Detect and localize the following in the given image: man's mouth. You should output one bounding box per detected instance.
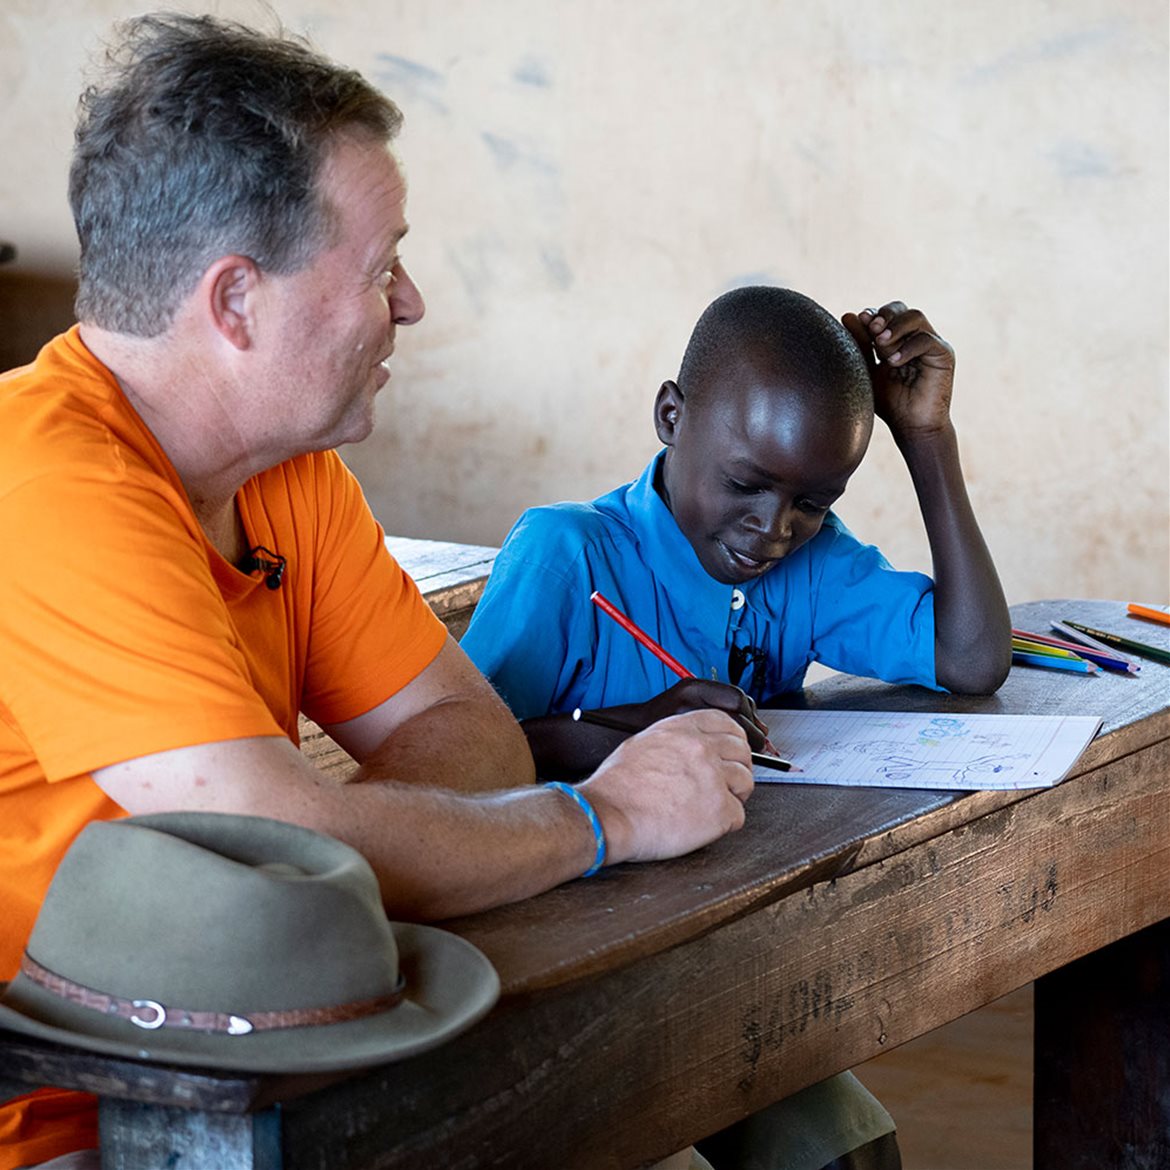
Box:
[374,347,394,384]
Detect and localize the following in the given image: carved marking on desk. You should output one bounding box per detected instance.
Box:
[967,805,1015,837]
[737,964,859,1092]
[737,1005,763,1091]
[875,997,893,1046]
[999,862,1059,925]
[847,849,942,911]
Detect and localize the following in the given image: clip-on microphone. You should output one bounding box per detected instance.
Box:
[239,545,286,590]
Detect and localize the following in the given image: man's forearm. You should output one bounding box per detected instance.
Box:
[310,779,597,919]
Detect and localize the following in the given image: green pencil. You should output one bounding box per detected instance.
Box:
[1062,620,1170,666]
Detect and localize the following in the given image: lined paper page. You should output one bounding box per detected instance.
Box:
[758,710,1103,790]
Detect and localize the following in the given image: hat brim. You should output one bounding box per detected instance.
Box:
[0,923,498,1074]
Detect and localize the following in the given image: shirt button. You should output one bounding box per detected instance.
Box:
[730,589,746,611]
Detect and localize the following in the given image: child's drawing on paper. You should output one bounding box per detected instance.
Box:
[826,738,1025,788]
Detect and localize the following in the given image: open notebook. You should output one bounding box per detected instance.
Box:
[757,709,1103,791]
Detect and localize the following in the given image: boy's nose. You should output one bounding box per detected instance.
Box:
[745,499,793,543]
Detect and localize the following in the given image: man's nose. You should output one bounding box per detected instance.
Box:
[391,264,425,326]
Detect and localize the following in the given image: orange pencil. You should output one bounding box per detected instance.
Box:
[1127,602,1170,628]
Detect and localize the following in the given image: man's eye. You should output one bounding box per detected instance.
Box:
[797,498,831,514]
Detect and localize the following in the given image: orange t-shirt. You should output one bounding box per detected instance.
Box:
[0,328,447,1167]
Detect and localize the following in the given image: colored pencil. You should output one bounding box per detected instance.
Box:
[1128,602,1170,628]
[1061,620,1170,667]
[1012,628,1139,674]
[1050,621,1140,670]
[590,591,694,679]
[1012,651,1099,674]
[1011,637,1084,661]
[572,707,798,772]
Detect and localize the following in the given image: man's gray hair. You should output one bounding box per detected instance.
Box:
[70,13,403,336]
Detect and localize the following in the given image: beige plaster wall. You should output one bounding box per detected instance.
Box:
[2,0,1167,606]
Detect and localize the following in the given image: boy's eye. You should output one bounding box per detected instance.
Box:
[725,478,763,495]
[797,498,832,515]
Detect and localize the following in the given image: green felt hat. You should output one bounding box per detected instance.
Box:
[0,812,499,1072]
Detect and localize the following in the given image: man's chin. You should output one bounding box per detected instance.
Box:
[320,408,378,451]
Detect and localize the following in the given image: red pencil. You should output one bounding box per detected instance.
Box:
[590,591,694,679]
[589,590,782,755]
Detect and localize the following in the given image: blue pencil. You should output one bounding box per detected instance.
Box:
[1012,650,1099,675]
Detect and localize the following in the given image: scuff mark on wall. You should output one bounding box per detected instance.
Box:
[480,131,559,176]
[371,53,449,114]
[1047,140,1116,179]
[960,23,1120,85]
[513,56,552,88]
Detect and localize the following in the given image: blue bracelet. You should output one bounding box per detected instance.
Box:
[543,781,607,878]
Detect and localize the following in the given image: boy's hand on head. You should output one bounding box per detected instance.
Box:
[580,710,754,865]
[842,302,956,443]
[639,679,769,751]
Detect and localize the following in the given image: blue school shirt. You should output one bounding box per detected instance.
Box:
[462,452,940,720]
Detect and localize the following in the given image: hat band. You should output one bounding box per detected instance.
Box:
[20,952,405,1037]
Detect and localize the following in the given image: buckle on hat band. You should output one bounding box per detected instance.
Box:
[129,999,166,1030]
[20,952,405,1036]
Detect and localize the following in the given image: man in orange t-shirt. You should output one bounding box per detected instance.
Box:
[0,15,756,1167]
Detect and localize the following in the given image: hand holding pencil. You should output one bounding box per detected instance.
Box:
[589,590,788,762]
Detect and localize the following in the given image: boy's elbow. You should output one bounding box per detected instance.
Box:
[936,648,1012,696]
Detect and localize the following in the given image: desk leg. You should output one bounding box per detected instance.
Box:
[1034,917,1170,1170]
[98,1099,281,1169]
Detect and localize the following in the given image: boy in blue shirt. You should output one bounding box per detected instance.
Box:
[462,286,1011,1169]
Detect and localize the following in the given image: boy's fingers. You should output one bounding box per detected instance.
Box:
[871,307,928,347]
[881,330,954,368]
[841,313,878,371]
[733,712,767,751]
[872,300,909,328]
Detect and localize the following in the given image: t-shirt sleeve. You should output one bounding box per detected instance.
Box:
[461,508,596,721]
[295,453,447,726]
[807,516,942,690]
[0,470,285,781]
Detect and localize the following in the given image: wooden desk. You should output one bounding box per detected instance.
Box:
[2,597,1167,1169]
[382,535,497,640]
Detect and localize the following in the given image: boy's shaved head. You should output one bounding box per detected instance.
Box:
[655,285,874,585]
[677,286,872,422]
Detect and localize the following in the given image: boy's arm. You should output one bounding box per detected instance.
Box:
[843,302,1011,695]
[523,679,769,781]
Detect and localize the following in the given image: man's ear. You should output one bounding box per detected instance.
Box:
[202,255,261,350]
[653,380,685,446]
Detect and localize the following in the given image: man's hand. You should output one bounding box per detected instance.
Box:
[580,709,754,865]
[843,302,955,442]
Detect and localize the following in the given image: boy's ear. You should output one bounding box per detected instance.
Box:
[653,380,685,445]
[201,255,262,350]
